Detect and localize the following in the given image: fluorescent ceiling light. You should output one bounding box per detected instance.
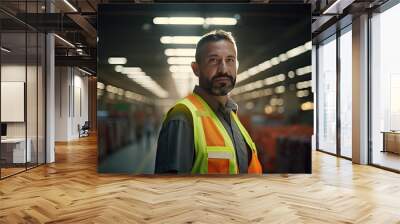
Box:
[1,47,11,53]
[304,41,312,50]
[301,101,314,111]
[63,0,78,12]
[121,67,142,74]
[237,41,312,84]
[270,57,280,66]
[288,71,295,78]
[279,53,288,62]
[169,65,193,73]
[108,57,127,65]
[115,67,168,98]
[258,61,272,71]
[127,73,147,79]
[115,65,124,72]
[296,80,312,89]
[106,85,116,93]
[286,46,307,58]
[54,34,75,48]
[154,17,237,26]
[160,36,201,45]
[165,48,196,57]
[154,17,204,25]
[233,63,313,96]
[167,57,195,65]
[296,65,312,76]
[117,89,124,96]
[297,90,310,98]
[205,18,237,25]
[274,86,286,94]
[97,82,105,90]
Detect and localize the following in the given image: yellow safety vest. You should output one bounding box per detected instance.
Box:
[165,93,262,174]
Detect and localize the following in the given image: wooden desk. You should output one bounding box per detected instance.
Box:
[1,138,31,163]
[382,131,400,154]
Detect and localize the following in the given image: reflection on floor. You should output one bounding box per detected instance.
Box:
[373,151,400,171]
[0,163,41,178]
[98,135,157,174]
[0,167,25,177]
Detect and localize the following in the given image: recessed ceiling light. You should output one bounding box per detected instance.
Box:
[108,57,127,65]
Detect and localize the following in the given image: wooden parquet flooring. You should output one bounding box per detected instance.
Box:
[1,135,400,223]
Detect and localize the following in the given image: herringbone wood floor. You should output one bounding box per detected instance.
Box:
[1,135,400,224]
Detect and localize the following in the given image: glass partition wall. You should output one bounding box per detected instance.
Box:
[339,26,352,159]
[316,25,353,159]
[0,1,46,179]
[317,35,337,155]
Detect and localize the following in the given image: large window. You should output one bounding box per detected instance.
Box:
[317,35,337,154]
[371,2,400,171]
[339,27,352,158]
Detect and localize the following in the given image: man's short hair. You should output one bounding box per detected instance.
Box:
[195,30,238,64]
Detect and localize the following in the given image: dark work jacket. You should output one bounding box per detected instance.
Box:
[155,85,251,174]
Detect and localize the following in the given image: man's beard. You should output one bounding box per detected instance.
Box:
[200,73,236,96]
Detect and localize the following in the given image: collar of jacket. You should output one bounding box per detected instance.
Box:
[192,85,239,116]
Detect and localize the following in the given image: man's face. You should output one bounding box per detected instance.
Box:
[192,40,238,96]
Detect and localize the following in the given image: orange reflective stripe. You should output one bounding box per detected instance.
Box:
[248,153,262,174]
[208,158,230,174]
[186,94,204,112]
[201,116,225,146]
[187,94,226,147]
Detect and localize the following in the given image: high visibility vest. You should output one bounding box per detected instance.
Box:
[165,93,262,174]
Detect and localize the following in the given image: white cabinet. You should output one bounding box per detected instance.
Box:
[1,138,32,163]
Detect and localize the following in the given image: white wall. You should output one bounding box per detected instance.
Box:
[1,65,31,137]
[55,67,89,141]
[55,66,69,141]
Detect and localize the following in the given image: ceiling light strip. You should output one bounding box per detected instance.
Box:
[237,41,311,83]
[1,47,11,53]
[54,34,75,48]
[153,17,237,26]
[115,66,168,98]
[232,65,311,96]
[63,0,78,12]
